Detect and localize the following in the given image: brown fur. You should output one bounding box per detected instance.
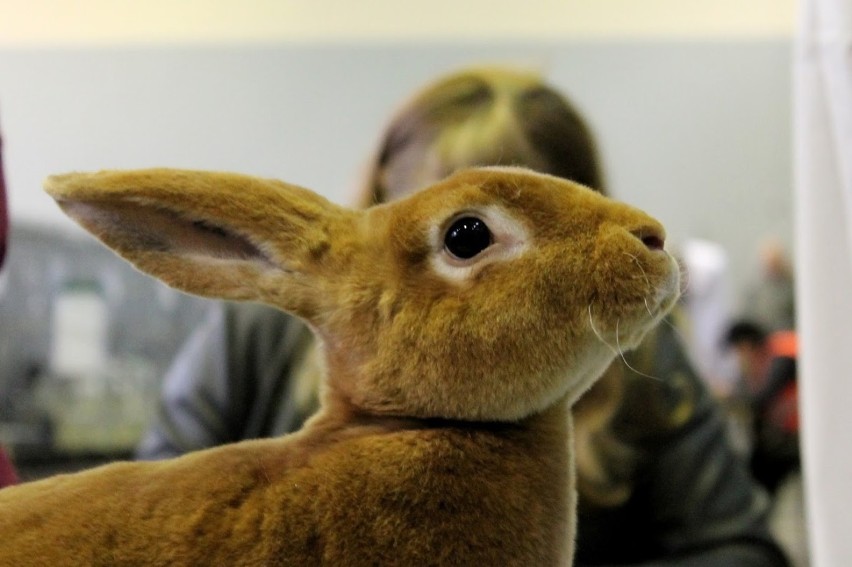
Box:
[0,167,679,566]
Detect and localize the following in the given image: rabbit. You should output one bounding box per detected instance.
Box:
[0,166,680,566]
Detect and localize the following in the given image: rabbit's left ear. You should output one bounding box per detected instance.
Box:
[45,169,356,319]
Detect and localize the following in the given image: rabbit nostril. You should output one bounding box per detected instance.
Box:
[641,234,665,251]
[629,227,665,251]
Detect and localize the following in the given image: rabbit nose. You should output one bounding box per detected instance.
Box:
[631,227,665,251]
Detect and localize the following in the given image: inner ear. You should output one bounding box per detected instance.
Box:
[61,199,271,263]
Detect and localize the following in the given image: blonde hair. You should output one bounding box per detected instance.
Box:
[310,65,704,507]
[357,66,606,205]
[304,66,696,508]
[354,66,640,507]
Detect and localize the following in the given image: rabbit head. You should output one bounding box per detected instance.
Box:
[46,166,679,424]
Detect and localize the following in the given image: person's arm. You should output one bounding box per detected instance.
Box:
[628,382,790,566]
[624,323,790,567]
[1,124,8,268]
[0,447,19,488]
[136,303,237,459]
[576,319,790,567]
[136,301,313,460]
[0,125,20,488]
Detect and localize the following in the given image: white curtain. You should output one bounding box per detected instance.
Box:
[795,0,852,564]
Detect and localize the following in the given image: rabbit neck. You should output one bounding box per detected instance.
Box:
[311,385,574,438]
[289,393,577,564]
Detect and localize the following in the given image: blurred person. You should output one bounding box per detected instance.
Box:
[0,123,7,267]
[725,320,799,494]
[678,238,739,397]
[725,319,803,566]
[0,123,21,489]
[138,67,789,566]
[742,239,796,333]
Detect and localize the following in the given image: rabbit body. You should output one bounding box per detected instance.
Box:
[0,404,572,566]
[0,167,679,566]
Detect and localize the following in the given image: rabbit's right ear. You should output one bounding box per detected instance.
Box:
[45,169,357,320]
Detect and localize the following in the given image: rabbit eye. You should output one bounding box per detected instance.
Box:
[444,216,492,259]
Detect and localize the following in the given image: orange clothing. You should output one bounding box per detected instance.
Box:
[768,330,797,358]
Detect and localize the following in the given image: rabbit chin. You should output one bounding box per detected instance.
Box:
[559,342,625,408]
[608,263,682,351]
[602,303,673,353]
[496,334,630,421]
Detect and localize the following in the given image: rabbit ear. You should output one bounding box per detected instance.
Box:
[45,169,356,319]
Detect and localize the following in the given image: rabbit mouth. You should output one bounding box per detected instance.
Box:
[588,254,681,352]
[622,261,681,345]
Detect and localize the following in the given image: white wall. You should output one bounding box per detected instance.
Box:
[0,2,796,298]
[795,1,852,565]
[0,40,793,307]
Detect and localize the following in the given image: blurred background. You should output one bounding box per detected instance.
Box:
[0,0,809,560]
[5,0,840,565]
[0,0,796,471]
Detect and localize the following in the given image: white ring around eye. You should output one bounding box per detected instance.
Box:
[429,205,531,283]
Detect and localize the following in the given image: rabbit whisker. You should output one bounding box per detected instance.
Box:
[615,319,663,383]
[588,303,619,357]
[588,305,661,382]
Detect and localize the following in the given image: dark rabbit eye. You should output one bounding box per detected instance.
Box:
[444,217,492,259]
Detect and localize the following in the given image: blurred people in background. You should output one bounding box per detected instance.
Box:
[138,66,789,565]
[725,319,803,566]
[678,238,739,397]
[0,123,21,489]
[742,238,796,333]
[725,320,799,494]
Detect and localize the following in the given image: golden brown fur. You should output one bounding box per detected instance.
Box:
[251,66,637,510]
[359,66,640,508]
[0,166,679,565]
